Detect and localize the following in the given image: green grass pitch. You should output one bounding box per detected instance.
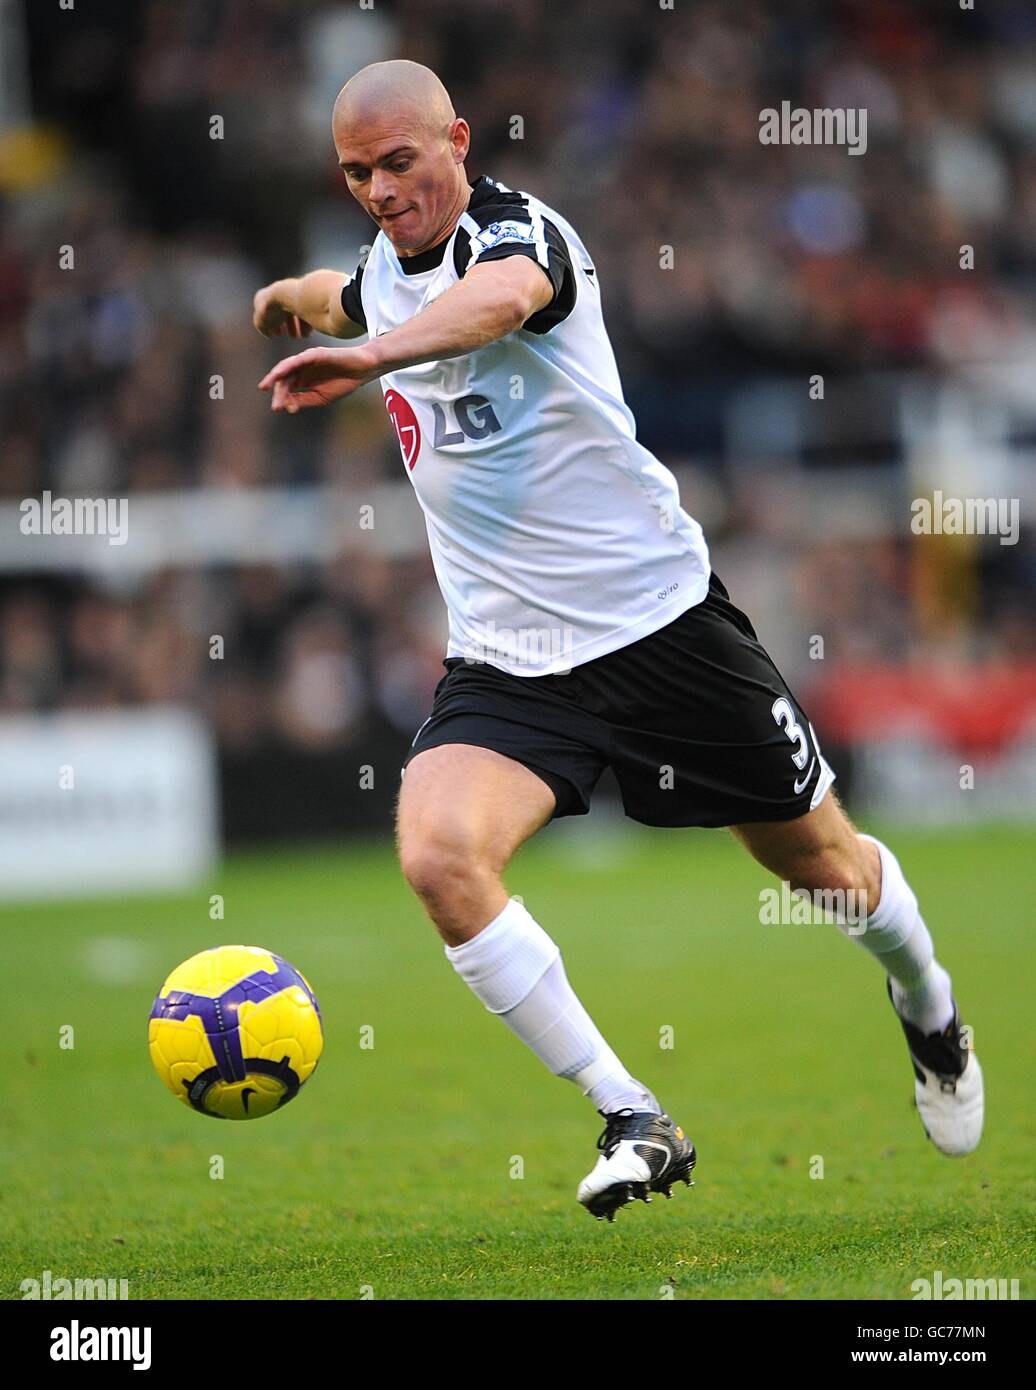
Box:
[1,821,1032,1300]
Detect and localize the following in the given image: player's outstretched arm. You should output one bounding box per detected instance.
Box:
[258,257,552,413]
[253,270,364,341]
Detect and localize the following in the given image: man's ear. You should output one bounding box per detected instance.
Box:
[450,117,471,164]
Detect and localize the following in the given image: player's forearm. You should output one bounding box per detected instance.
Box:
[364,270,533,374]
[274,271,354,337]
[256,259,552,409]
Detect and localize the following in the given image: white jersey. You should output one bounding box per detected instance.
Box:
[342,175,710,676]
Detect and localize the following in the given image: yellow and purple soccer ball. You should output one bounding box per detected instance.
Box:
[148,945,323,1120]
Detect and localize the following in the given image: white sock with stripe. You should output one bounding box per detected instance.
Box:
[444,898,661,1114]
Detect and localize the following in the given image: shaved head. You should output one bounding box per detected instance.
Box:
[332,62,471,257]
[333,60,456,141]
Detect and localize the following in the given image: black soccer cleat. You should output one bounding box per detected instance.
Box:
[886,979,983,1156]
[577,1108,697,1221]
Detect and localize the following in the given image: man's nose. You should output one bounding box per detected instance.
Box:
[370,170,397,207]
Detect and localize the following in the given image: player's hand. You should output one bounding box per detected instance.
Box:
[252,284,314,339]
[258,345,379,413]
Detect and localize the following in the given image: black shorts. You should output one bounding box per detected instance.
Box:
[403,573,835,828]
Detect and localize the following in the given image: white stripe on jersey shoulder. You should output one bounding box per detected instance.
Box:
[525,202,550,270]
[458,212,484,271]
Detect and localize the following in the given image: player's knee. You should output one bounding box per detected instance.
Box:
[398,831,487,913]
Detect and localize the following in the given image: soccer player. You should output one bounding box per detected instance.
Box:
[254,60,984,1220]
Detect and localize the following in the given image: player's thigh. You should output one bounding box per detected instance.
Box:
[396,742,556,874]
[730,789,866,889]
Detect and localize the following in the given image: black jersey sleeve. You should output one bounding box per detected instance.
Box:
[339,262,367,330]
[454,196,576,334]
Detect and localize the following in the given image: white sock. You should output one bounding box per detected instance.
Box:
[444,898,661,1114]
[853,835,954,1034]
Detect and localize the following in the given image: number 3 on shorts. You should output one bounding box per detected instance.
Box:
[771,696,809,770]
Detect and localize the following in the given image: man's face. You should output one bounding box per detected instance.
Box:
[334,116,469,255]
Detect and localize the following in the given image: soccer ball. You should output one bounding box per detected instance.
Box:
[148,945,323,1120]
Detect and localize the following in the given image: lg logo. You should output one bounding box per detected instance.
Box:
[432,394,501,447]
[384,389,421,470]
[385,390,503,470]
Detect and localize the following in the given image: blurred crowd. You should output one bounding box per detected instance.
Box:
[2,0,1035,756]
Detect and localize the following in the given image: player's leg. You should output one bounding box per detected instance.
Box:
[397,742,658,1106]
[731,789,983,1155]
[397,742,695,1218]
[730,790,949,1026]
[396,742,548,946]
